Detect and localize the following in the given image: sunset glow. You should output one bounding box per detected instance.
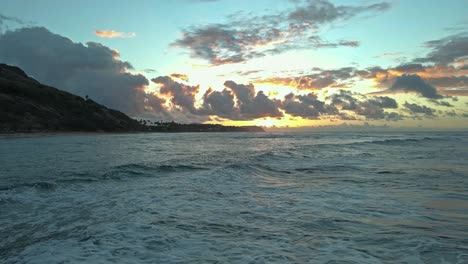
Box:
[0,0,467,129]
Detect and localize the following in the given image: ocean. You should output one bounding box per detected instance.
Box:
[0,132,467,263]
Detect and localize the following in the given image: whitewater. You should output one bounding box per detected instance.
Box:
[1,132,467,263]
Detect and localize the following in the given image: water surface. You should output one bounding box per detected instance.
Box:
[1,132,467,263]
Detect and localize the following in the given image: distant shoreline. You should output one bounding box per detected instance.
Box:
[0,128,266,137]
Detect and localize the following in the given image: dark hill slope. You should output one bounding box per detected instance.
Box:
[0,64,145,133]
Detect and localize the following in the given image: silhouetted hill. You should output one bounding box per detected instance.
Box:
[0,64,264,133]
[0,63,145,133]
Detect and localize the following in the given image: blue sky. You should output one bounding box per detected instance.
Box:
[1,0,467,128]
[2,0,465,71]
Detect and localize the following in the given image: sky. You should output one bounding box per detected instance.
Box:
[0,0,467,129]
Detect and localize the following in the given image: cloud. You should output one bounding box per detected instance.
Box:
[95,30,136,38]
[403,102,435,117]
[255,67,357,90]
[150,77,282,120]
[415,33,468,65]
[354,100,399,120]
[169,73,190,82]
[383,53,401,57]
[444,110,457,117]
[327,90,401,121]
[368,96,398,109]
[1,25,455,124]
[152,76,200,114]
[282,92,338,119]
[224,81,283,119]
[0,13,32,32]
[382,74,443,99]
[312,39,360,48]
[427,76,468,89]
[357,61,468,97]
[200,88,239,119]
[328,90,360,110]
[393,63,425,73]
[0,27,163,116]
[172,0,391,65]
[287,0,390,23]
[428,99,454,107]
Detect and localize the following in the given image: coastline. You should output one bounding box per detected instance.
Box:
[0,128,266,138]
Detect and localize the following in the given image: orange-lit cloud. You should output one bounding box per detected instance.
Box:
[254,67,357,90]
[361,64,468,97]
[170,73,190,82]
[95,30,136,38]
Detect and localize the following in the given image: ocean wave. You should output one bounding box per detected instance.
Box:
[295,165,365,174]
[365,137,433,145]
[0,181,57,191]
[0,163,210,191]
[115,163,208,173]
[296,136,453,149]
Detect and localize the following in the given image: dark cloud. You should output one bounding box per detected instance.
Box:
[288,0,390,23]
[427,76,468,88]
[282,92,337,119]
[403,102,435,116]
[173,26,245,65]
[328,90,360,110]
[393,63,425,73]
[415,33,468,65]
[357,61,467,97]
[152,76,199,114]
[383,112,402,121]
[428,99,454,107]
[368,96,398,109]
[297,75,335,89]
[355,96,400,121]
[256,67,357,90]
[149,77,282,120]
[445,110,457,117]
[327,90,400,121]
[388,74,443,99]
[173,0,390,64]
[354,101,389,120]
[199,88,239,119]
[224,81,283,119]
[0,27,166,116]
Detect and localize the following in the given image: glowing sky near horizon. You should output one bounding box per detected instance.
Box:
[0,0,467,128]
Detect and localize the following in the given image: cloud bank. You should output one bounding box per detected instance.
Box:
[1,26,465,124]
[0,27,161,116]
[172,0,391,65]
